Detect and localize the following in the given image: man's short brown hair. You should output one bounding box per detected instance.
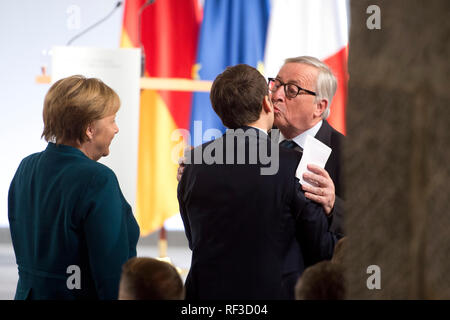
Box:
[210,64,268,129]
[42,75,120,144]
[119,257,185,300]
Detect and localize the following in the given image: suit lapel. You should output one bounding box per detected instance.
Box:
[314,120,332,147]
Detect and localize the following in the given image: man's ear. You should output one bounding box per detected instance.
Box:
[314,98,328,118]
[262,95,273,114]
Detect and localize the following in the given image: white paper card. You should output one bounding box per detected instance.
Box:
[296,135,332,186]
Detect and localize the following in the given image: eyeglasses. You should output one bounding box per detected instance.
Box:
[268,78,316,98]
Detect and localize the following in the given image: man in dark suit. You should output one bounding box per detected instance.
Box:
[268,56,345,296]
[270,56,344,237]
[178,64,337,300]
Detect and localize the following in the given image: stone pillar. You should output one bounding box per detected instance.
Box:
[345,0,450,299]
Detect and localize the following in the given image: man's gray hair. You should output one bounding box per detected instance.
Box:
[284,56,337,120]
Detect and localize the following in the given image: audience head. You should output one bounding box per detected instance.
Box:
[331,236,347,265]
[119,257,185,300]
[210,64,271,129]
[295,260,345,300]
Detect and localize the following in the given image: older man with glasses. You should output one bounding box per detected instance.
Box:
[269,56,343,230]
[269,56,344,298]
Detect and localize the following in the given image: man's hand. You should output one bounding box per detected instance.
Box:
[177,157,186,182]
[302,164,335,216]
[177,146,193,182]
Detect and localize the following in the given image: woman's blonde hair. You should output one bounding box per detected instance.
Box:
[42,75,120,144]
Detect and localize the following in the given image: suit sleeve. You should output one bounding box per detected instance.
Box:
[178,166,193,250]
[291,178,337,266]
[329,195,344,238]
[81,168,134,300]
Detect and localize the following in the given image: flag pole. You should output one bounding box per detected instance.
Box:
[158,226,168,258]
[157,225,186,277]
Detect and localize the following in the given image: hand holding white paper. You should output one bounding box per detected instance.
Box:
[296,135,332,186]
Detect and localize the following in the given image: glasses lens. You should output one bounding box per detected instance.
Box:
[285,84,299,98]
[268,79,276,91]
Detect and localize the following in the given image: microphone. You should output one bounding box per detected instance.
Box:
[138,0,156,77]
[67,1,123,46]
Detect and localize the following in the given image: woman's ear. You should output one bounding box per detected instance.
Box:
[85,123,95,141]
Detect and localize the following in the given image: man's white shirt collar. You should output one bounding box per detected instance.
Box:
[249,126,268,136]
[279,120,323,149]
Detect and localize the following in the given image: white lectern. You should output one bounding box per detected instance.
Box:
[51,46,141,214]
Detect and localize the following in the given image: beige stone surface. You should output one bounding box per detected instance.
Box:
[345,0,450,299]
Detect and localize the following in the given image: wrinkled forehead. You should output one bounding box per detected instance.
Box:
[277,62,318,87]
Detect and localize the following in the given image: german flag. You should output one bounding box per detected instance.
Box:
[121,0,202,236]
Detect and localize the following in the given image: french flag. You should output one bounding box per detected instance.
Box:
[264,0,349,135]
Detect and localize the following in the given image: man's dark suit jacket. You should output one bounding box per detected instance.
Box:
[274,120,344,298]
[314,120,344,236]
[178,127,336,300]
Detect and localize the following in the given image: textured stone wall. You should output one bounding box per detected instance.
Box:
[345,0,450,299]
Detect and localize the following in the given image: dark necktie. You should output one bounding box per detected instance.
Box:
[280,139,303,153]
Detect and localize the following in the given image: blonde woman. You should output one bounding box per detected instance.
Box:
[8,75,139,300]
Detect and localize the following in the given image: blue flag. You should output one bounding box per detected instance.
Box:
[190,0,271,146]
